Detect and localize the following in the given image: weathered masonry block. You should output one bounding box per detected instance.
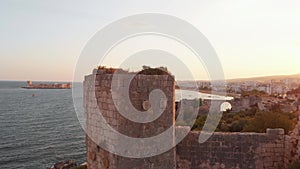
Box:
[84,68,300,169]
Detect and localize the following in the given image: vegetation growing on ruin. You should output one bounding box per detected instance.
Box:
[287,86,300,94]
[138,66,170,75]
[288,161,300,169]
[191,108,295,133]
[97,66,118,74]
[241,89,268,97]
[97,65,171,75]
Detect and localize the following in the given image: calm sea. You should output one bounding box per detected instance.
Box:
[0,81,86,169]
[0,81,232,169]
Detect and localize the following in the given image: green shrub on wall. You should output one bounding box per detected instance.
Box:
[191,110,295,133]
[243,111,294,133]
[288,161,300,169]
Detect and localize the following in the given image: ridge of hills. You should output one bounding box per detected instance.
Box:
[226,73,300,82]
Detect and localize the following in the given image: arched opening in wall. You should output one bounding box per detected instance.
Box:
[220,102,232,112]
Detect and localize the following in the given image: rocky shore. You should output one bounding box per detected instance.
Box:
[46,160,87,169]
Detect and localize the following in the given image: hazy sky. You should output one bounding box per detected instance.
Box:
[1,0,300,81]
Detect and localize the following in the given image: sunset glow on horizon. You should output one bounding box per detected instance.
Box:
[1,0,300,82]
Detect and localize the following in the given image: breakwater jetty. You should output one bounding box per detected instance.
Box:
[22,80,71,89]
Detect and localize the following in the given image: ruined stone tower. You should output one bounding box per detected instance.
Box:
[84,68,176,169]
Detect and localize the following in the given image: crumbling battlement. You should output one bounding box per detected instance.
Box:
[84,68,300,169]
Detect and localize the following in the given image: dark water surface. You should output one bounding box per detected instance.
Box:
[0,81,86,169]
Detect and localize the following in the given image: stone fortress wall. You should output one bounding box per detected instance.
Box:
[84,69,300,169]
[176,128,285,169]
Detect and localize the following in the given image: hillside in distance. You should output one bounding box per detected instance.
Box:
[227,73,300,82]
